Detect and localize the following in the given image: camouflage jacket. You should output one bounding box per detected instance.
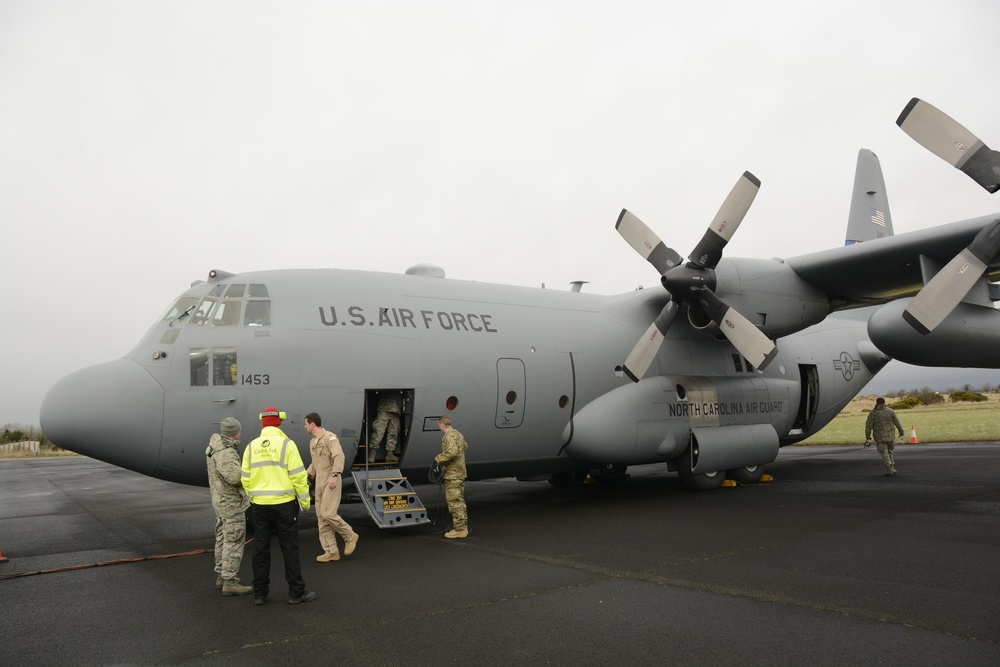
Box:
[376,393,403,415]
[436,429,468,480]
[206,433,250,517]
[865,405,904,442]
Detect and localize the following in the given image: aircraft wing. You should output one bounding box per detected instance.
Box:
[785,215,1000,306]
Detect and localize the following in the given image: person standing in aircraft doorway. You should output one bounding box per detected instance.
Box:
[368,391,403,463]
[305,412,359,563]
[435,415,469,539]
[864,397,904,476]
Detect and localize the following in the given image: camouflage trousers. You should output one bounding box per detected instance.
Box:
[876,441,896,471]
[370,412,400,453]
[214,513,247,580]
[445,479,467,531]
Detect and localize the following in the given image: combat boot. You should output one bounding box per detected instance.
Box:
[444,528,469,539]
[222,578,253,596]
[368,448,377,463]
[386,452,399,463]
[316,552,340,562]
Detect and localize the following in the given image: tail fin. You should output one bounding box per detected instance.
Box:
[845,149,893,245]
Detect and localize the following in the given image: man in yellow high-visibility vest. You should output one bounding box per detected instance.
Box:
[241,407,315,605]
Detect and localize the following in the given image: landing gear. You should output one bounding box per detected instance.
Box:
[676,445,726,491]
[547,470,589,487]
[727,464,765,485]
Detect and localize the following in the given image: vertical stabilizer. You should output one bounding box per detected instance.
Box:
[845,149,893,245]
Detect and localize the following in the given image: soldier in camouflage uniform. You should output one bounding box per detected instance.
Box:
[435,416,469,538]
[864,397,904,476]
[368,391,403,463]
[206,417,253,595]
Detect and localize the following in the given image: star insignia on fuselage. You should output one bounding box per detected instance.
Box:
[833,351,861,381]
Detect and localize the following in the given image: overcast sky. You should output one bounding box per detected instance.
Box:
[3,1,999,427]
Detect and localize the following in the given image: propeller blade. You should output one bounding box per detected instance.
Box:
[897,98,1000,194]
[623,301,681,382]
[688,171,761,268]
[695,289,777,371]
[616,209,683,275]
[903,218,1000,334]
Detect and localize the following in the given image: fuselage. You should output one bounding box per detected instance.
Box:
[40,266,886,486]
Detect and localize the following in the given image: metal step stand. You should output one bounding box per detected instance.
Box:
[352,466,431,528]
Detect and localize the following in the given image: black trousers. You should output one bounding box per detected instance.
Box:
[250,500,305,598]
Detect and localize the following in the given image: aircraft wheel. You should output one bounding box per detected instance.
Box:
[548,471,589,487]
[727,464,765,485]
[676,447,725,491]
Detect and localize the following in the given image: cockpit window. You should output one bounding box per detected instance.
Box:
[190,298,217,326]
[161,297,200,323]
[210,300,243,327]
[244,300,271,326]
[162,283,270,328]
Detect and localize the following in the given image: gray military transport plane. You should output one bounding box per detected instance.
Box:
[41,99,1000,526]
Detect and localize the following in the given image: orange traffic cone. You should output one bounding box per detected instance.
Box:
[0,542,8,563]
[910,425,919,444]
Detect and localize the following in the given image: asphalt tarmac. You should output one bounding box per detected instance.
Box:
[1,443,999,666]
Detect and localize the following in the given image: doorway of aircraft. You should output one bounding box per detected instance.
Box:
[355,388,414,467]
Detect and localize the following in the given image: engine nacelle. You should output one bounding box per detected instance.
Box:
[868,299,1000,367]
[714,258,831,338]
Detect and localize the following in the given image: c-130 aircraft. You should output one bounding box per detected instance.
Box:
[41,99,1000,519]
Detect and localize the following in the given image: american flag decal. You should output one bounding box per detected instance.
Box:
[870,207,885,228]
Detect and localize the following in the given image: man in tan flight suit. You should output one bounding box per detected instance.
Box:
[305,412,359,562]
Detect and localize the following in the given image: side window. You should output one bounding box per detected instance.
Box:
[244,301,271,326]
[211,301,243,327]
[190,348,210,387]
[213,348,238,386]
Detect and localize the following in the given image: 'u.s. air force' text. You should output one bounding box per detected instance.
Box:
[669,400,784,417]
[318,306,498,333]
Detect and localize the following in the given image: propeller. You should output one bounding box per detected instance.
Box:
[617,171,777,382]
[896,98,1000,194]
[896,98,1000,334]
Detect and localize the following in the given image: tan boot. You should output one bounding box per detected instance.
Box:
[316,552,341,563]
[344,533,359,556]
[368,448,377,463]
[215,576,224,590]
[386,452,399,463]
[444,528,469,539]
[222,578,253,596]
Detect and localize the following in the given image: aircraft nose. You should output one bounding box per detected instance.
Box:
[40,358,164,477]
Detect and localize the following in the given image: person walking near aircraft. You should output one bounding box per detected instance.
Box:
[865,397,905,476]
[206,417,253,596]
[435,416,469,538]
[368,391,402,463]
[305,412,359,563]
[241,407,315,605]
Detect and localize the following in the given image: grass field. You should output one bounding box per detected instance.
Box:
[799,393,1000,445]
